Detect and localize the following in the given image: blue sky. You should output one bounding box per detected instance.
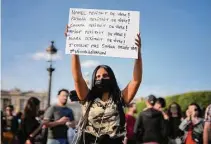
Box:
[1,0,211,104]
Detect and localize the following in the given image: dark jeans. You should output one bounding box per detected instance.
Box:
[82,132,123,144]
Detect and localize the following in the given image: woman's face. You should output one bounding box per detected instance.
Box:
[188,105,199,117]
[6,107,13,116]
[95,67,110,80]
[170,104,178,114]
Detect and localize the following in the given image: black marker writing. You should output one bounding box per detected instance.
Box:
[72,10,87,15]
[108,32,113,36]
[69,43,89,48]
[113,38,124,44]
[118,18,128,23]
[102,44,115,49]
[69,29,82,34]
[118,45,129,50]
[89,11,108,15]
[89,23,106,28]
[107,39,112,42]
[71,24,85,27]
[114,32,123,37]
[115,25,126,30]
[70,49,106,55]
[89,17,109,22]
[110,12,115,16]
[85,36,103,41]
[91,44,99,48]
[110,19,116,22]
[71,16,86,21]
[85,30,104,35]
[68,37,81,40]
[118,12,127,16]
[131,46,137,51]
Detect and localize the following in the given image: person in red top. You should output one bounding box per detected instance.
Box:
[124,103,137,144]
[179,103,204,144]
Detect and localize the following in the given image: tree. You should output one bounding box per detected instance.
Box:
[136,91,211,113]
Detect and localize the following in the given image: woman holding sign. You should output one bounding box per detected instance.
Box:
[65,25,142,144]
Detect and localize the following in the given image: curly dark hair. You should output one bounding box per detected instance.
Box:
[167,102,182,118]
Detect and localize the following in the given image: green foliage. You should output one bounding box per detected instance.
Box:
[136,91,211,113]
[136,101,146,113]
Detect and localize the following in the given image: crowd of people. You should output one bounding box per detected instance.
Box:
[125,95,211,144]
[1,26,210,144]
[1,91,211,144]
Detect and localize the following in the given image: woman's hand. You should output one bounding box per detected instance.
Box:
[64,24,69,37]
[186,109,191,120]
[162,112,169,120]
[135,33,141,53]
[25,140,32,144]
[123,137,128,144]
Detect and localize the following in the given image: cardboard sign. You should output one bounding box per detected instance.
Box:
[66,8,140,59]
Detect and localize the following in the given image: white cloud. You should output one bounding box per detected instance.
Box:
[31,51,62,61]
[81,60,100,68]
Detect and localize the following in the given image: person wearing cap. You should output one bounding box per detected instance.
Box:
[143,95,157,111]
[133,95,168,144]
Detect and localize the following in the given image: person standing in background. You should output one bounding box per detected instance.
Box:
[203,104,211,144]
[43,89,75,144]
[134,95,168,144]
[1,110,6,143]
[3,105,19,144]
[21,97,46,144]
[124,103,137,144]
[179,103,204,144]
[167,102,184,144]
[154,97,169,144]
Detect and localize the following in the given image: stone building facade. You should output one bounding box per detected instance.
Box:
[1,88,48,112]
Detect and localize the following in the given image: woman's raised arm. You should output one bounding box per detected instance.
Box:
[122,33,142,104]
[65,25,89,100]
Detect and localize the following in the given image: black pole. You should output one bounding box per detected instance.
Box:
[46,41,57,108]
[47,64,55,107]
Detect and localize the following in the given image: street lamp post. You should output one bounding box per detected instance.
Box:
[46,41,57,107]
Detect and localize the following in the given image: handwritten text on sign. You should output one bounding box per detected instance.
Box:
[65,8,140,59]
